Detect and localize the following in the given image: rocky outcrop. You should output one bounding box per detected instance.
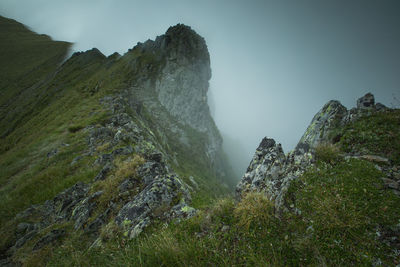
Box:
[237,93,392,209]
[124,24,226,175]
[115,173,193,239]
[357,92,375,109]
[236,137,312,209]
[295,100,348,153]
[9,152,195,257]
[296,93,389,153]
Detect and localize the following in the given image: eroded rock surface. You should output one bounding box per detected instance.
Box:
[236,137,312,209]
[116,173,194,239]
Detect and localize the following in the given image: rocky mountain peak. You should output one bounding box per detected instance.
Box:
[257,137,277,151]
[162,24,210,64]
[132,24,221,167]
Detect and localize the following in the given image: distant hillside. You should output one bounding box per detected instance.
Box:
[0,16,71,139]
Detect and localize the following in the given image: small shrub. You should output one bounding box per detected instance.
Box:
[315,143,341,164]
[114,155,145,179]
[234,192,276,232]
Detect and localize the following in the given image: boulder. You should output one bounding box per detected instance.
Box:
[357,92,375,109]
[115,173,194,239]
[236,137,313,209]
[296,100,347,152]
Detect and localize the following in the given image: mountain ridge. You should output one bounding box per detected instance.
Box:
[0,16,233,265]
[1,15,399,266]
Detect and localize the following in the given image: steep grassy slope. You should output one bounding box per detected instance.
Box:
[0,16,71,139]
[0,16,70,90]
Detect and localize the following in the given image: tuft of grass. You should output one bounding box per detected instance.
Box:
[234,192,275,232]
[91,155,145,211]
[315,143,341,164]
[114,155,145,179]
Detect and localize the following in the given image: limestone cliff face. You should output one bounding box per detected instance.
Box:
[154,25,221,161]
[236,93,389,209]
[124,24,225,175]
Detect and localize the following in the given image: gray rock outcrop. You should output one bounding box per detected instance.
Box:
[115,173,194,239]
[237,93,390,209]
[295,100,348,152]
[357,92,375,109]
[124,24,226,176]
[236,137,312,209]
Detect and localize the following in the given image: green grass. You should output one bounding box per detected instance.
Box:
[22,157,396,266]
[338,109,400,164]
[315,143,341,164]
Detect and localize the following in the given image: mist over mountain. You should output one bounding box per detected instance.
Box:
[1,0,399,176]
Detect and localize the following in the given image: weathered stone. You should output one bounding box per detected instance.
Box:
[118,179,135,193]
[53,182,90,218]
[47,149,58,158]
[72,200,91,230]
[221,225,230,232]
[236,137,313,209]
[14,230,37,248]
[71,155,83,166]
[392,172,400,180]
[169,202,197,220]
[115,173,193,239]
[360,155,390,164]
[94,154,113,165]
[94,163,112,181]
[147,152,163,162]
[88,127,113,146]
[32,229,65,251]
[381,178,399,190]
[137,161,167,185]
[112,146,133,156]
[15,223,34,236]
[5,23,226,260]
[357,92,375,109]
[237,93,393,213]
[375,102,387,111]
[296,100,348,152]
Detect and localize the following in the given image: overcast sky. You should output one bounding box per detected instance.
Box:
[1,0,400,177]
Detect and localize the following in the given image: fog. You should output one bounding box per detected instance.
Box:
[1,0,400,178]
